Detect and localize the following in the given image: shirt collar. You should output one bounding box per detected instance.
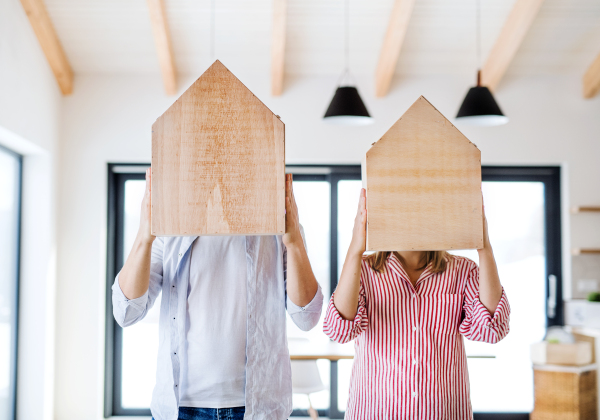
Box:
[386,252,436,287]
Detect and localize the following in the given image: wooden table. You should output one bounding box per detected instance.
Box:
[288,339,353,418]
[288,340,354,361]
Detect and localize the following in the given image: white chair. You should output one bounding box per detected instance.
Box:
[290,337,327,420]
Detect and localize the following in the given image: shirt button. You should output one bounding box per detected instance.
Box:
[178,253,182,257]
[413,358,417,365]
[301,307,306,311]
[413,326,417,331]
[412,391,418,398]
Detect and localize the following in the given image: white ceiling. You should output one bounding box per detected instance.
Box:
[44,0,600,79]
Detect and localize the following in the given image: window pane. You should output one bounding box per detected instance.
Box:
[291,181,331,300]
[121,179,161,408]
[454,181,546,412]
[119,179,333,410]
[0,149,20,420]
[287,181,331,411]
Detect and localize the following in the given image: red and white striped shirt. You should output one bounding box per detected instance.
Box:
[323,254,510,420]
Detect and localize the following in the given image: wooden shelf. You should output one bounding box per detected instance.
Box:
[571,206,600,213]
[572,248,600,255]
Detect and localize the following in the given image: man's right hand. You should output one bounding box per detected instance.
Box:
[138,167,155,244]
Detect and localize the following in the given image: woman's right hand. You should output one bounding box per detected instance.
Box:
[348,188,367,256]
[138,167,155,244]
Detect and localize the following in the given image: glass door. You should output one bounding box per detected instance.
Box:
[0,146,21,420]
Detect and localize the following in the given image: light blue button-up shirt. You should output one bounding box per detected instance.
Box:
[112,235,323,420]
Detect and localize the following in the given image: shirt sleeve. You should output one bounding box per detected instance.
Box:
[112,237,164,328]
[287,284,324,331]
[323,264,369,344]
[459,265,510,344]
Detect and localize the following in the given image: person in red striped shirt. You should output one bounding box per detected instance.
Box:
[323,189,510,419]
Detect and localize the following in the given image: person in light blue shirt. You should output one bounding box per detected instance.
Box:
[113,170,323,420]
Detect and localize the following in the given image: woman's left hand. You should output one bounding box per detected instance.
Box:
[283,174,302,247]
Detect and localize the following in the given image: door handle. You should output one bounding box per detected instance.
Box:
[547,274,557,319]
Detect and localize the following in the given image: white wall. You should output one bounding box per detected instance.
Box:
[55,70,600,419]
[0,1,62,420]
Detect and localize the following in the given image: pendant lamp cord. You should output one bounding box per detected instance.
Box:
[337,0,355,86]
[345,0,349,72]
[210,0,216,61]
[476,0,481,70]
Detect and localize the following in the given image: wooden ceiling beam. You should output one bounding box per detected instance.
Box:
[20,0,73,95]
[374,0,417,97]
[271,0,286,96]
[583,52,600,99]
[480,0,545,92]
[147,0,177,95]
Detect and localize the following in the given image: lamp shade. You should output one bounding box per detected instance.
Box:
[324,86,374,126]
[455,86,508,126]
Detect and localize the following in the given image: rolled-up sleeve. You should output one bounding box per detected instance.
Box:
[459,266,510,344]
[323,279,368,344]
[287,284,324,331]
[112,237,164,328]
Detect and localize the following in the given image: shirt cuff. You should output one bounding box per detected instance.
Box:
[473,287,510,329]
[323,294,366,342]
[287,284,323,315]
[112,274,149,312]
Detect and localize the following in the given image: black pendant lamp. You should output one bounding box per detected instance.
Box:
[456,71,508,126]
[455,0,508,126]
[323,0,373,126]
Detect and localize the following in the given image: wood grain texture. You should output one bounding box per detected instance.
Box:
[583,52,600,99]
[271,0,286,96]
[374,0,417,97]
[481,0,545,92]
[20,0,73,95]
[151,60,285,236]
[147,0,177,95]
[365,96,483,251]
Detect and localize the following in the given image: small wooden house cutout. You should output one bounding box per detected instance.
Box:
[364,96,483,251]
[151,60,285,236]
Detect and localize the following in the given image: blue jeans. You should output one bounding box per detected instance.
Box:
[153,406,245,420]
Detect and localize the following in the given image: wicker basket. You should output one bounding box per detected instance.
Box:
[531,364,597,420]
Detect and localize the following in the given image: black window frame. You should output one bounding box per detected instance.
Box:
[105,164,562,419]
[0,144,22,420]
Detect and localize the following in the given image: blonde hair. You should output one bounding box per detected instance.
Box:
[366,251,451,274]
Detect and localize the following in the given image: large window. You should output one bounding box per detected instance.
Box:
[106,164,561,419]
[0,146,22,420]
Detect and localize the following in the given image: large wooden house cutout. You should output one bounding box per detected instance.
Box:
[364,96,483,251]
[151,60,285,236]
